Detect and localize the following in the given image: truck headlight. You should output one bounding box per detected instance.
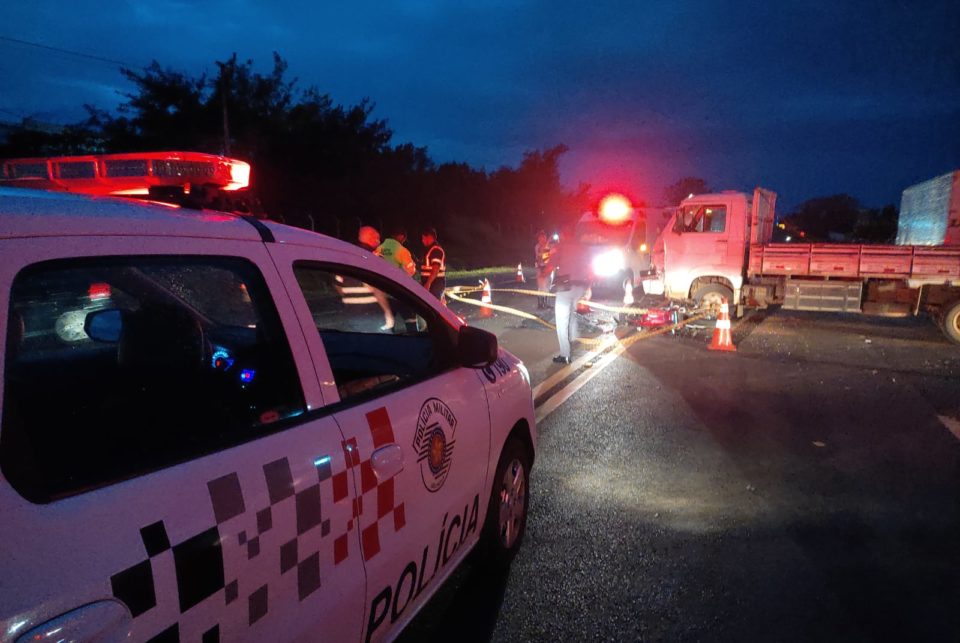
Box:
[592,249,626,277]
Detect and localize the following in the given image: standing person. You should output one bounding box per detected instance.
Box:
[534,229,555,309]
[420,227,446,300]
[551,223,592,364]
[335,225,394,330]
[377,227,417,278]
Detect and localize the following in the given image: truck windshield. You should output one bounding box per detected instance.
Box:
[675,205,727,233]
[577,219,634,246]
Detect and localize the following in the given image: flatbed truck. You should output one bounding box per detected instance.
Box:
[641,175,960,344]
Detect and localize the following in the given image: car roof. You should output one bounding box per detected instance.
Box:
[261,219,362,253]
[0,187,265,241]
[0,187,366,256]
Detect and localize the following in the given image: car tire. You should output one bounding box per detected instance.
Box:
[941,300,960,345]
[478,437,530,569]
[691,283,734,318]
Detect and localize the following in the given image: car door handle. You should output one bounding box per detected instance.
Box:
[16,599,132,643]
[371,444,404,481]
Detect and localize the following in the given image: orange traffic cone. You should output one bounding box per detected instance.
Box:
[516,263,525,283]
[479,278,494,317]
[708,302,736,352]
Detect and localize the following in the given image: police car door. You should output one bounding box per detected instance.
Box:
[0,237,365,642]
[272,250,491,643]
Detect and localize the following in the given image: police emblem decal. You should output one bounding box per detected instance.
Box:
[414,398,457,492]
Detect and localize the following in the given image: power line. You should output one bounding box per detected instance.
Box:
[0,35,144,70]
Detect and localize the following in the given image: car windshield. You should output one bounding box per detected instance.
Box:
[576,219,633,245]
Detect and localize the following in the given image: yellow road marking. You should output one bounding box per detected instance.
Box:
[534,313,710,422]
[536,343,626,423]
[532,335,618,399]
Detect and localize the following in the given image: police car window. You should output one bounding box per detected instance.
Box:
[1,256,306,503]
[293,263,457,401]
[144,264,260,326]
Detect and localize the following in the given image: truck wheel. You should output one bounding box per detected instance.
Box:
[942,300,960,344]
[478,437,530,569]
[692,283,734,317]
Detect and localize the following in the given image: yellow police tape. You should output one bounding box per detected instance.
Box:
[459,285,651,316]
[443,285,710,348]
[444,289,557,330]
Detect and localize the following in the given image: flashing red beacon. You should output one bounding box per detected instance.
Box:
[597,193,632,224]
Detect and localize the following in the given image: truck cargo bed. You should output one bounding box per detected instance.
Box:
[748,243,960,281]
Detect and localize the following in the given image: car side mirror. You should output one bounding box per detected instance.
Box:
[85,308,123,342]
[457,325,498,368]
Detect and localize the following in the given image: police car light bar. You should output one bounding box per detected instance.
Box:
[0,151,251,196]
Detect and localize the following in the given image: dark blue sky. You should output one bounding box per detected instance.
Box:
[2,1,958,209]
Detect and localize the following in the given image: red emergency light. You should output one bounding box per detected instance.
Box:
[88,283,112,301]
[597,193,632,224]
[0,151,250,197]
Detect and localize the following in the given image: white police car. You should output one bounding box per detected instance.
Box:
[0,175,535,642]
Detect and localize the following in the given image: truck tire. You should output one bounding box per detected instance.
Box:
[478,437,530,569]
[692,283,734,317]
[942,300,960,345]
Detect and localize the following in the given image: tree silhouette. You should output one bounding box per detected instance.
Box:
[663,177,710,206]
[0,53,580,267]
[785,194,861,242]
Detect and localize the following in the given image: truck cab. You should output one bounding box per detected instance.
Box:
[575,193,651,304]
[644,188,777,309]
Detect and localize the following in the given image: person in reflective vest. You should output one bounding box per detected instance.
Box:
[420,227,446,300]
[377,227,416,278]
[336,226,394,330]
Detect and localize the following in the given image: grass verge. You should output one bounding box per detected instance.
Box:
[446,265,517,279]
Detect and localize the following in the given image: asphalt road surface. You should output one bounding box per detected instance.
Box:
[400,281,960,642]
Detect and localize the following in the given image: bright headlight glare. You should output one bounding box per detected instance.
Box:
[592,249,625,277]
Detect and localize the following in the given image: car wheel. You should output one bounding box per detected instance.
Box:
[692,283,733,318]
[941,300,960,344]
[479,437,530,568]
